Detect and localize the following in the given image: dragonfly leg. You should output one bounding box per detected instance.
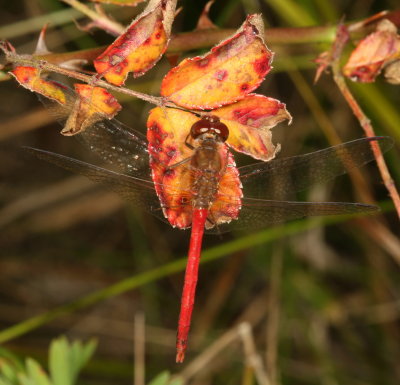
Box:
[184,132,195,150]
[205,213,215,227]
[164,133,195,170]
[168,155,193,170]
[205,213,224,238]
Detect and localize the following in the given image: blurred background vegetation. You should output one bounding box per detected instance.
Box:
[0,0,399,384]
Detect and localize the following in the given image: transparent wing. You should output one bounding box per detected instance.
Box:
[207,198,378,234]
[25,147,168,224]
[80,118,150,179]
[38,88,151,179]
[26,147,380,234]
[238,137,393,200]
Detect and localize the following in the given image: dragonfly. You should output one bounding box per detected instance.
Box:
[27,89,393,363]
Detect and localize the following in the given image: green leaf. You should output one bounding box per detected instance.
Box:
[168,377,184,385]
[69,339,97,383]
[49,337,72,385]
[49,337,97,385]
[68,341,81,383]
[0,349,24,372]
[0,361,18,383]
[0,379,14,385]
[77,340,97,371]
[16,373,33,385]
[148,371,170,385]
[26,358,51,385]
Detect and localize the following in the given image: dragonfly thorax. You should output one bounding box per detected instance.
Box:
[190,115,229,142]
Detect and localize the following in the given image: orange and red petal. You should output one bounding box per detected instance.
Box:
[344,20,400,82]
[213,94,291,161]
[10,66,68,105]
[94,0,176,85]
[161,14,273,110]
[147,107,199,228]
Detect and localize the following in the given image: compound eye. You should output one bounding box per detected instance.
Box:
[190,118,212,139]
[190,115,229,141]
[212,121,229,142]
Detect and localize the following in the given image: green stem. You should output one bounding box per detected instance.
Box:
[5,10,400,68]
[0,208,387,345]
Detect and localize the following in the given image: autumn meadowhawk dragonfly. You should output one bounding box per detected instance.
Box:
[27,89,393,363]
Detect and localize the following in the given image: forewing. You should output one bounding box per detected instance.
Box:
[238,137,393,200]
[25,148,380,234]
[25,147,167,223]
[38,88,150,179]
[80,117,150,179]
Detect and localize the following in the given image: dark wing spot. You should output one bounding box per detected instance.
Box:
[164,168,176,178]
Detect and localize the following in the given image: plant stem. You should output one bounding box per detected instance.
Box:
[3,10,400,69]
[61,0,125,36]
[330,25,400,219]
[0,44,164,106]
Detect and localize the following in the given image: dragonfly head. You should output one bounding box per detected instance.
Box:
[190,115,229,142]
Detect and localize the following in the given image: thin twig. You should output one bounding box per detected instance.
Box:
[178,325,240,381]
[0,43,164,106]
[61,0,125,36]
[239,322,271,385]
[178,322,270,385]
[330,24,400,219]
[356,219,400,265]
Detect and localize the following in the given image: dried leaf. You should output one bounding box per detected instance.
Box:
[94,0,177,85]
[10,66,68,105]
[161,14,272,110]
[147,107,198,228]
[343,19,400,82]
[75,84,121,117]
[147,107,241,229]
[207,155,241,230]
[7,52,123,138]
[384,59,400,84]
[62,84,121,136]
[212,94,290,160]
